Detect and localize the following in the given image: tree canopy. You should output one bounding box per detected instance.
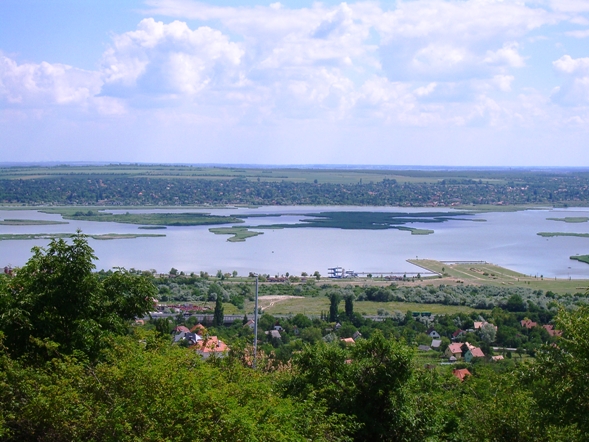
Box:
[0,233,156,361]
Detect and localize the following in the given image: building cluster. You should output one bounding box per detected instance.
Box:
[172,324,229,359]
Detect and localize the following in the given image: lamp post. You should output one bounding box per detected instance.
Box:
[253,273,259,369]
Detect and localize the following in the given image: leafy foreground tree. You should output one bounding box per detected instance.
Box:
[0,333,353,442]
[281,331,445,441]
[523,305,589,440]
[0,233,156,362]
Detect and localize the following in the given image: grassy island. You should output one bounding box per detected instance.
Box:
[39,208,243,226]
[0,219,68,226]
[547,217,589,223]
[209,227,263,242]
[571,255,589,265]
[0,233,165,241]
[537,232,589,238]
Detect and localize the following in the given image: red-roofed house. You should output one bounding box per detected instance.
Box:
[174,325,190,334]
[543,324,562,337]
[340,337,355,345]
[461,342,476,354]
[452,329,465,340]
[445,343,464,359]
[521,319,537,329]
[190,336,229,359]
[452,368,471,382]
[464,347,485,363]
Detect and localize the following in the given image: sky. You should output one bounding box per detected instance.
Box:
[1,0,589,167]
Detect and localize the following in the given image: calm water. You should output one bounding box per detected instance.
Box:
[1,206,589,279]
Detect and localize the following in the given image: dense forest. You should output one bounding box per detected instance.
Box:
[1,235,588,441]
[2,167,589,206]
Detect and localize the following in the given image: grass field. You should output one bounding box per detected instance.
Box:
[0,164,520,185]
[407,259,589,294]
[242,296,482,316]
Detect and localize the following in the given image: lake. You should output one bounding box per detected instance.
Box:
[1,206,589,279]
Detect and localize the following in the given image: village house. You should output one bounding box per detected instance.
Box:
[452,368,471,382]
[521,319,537,329]
[267,330,281,340]
[464,347,485,363]
[426,327,441,339]
[543,324,562,337]
[341,337,355,345]
[445,343,464,359]
[190,336,229,359]
[451,329,465,340]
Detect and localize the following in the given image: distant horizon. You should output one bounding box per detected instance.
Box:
[2,162,589,172]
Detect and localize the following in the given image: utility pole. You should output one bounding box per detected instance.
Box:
[253,274,259,369]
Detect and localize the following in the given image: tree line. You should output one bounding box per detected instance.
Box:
[2,173,589,206]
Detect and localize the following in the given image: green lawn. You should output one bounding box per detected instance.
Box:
[408,259,589,294]
[242,296,482,316]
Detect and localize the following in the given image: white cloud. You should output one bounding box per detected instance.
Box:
[2,0,588,154]
[566,29,589,37]
[492,75,515,92]
[553,54,589,74]
[484,43,525,68]
[549,0,589,13]
[0,54,101,107]
[101,18,244,96]
[552,55,589,105]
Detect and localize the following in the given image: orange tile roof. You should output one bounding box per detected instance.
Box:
[453,368,471,382]
[190,336,228,354]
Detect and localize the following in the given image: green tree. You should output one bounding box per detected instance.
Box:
[345,294,354,318]
[284,331,417,441]
[153,317,172,337]
[213,294,224,327]
[328,292,341,322]
[0,233,156,362]
[0,331,353,442]
[506,294,526,312]
[524,306,589,438]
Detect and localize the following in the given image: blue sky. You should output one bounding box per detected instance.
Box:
[1,0,589,166]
